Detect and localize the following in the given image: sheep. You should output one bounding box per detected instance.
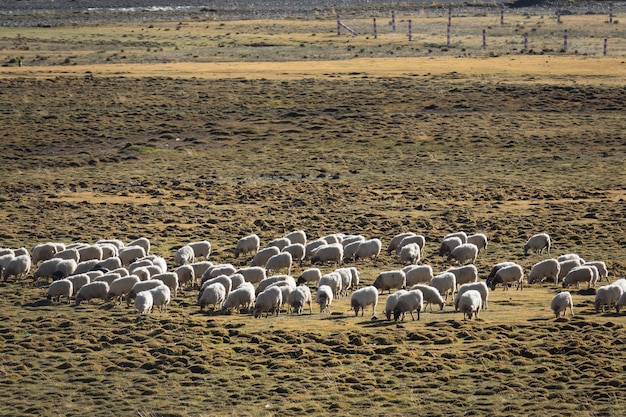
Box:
[266,237,291,251]
[96,243,119,259]
[106,275,141,304]
[51,259,78,281]
[297,268,322,286]
[237,266,267,284]
[95,256,122,272]
[96,239,125,250]
[321,234,343,245]
[188,240,211,260]
[527,259,561,285]
[149,283,171,313]
[399,243,421,265]
[446,264,478,288]
[455,282,489,311]
[190,261,213,281]
[229,273,246,291]
[13,247,29,257]
[387,232,416,255]
[584,261,608,283]
[94,272,122,286]
[33,258,63,282]
[284,230,307,246]
[562,266,595,289]
[353,238,382,262]
[457,290,482,321]
[557,259,583,282]
[75,281,109,306]
[132,267,151,282]
[32,243,58,264]
[594,284,623,313]
[151,272,179,298]
[467,233,488,253]
[372,270,406,294]
[557,253,582,263]
[2,254,31,281]
[46,279,73,304]
[551,291,574,317]
[174,265,195,289]
[342,241,362,262]
[342,235,365,247]
[444,231,468,244]
[311,243,344,266]
[304,239,328,260]
[318,272,343,299]
[73,259,100,275]
[127,237,150,255]
[523,233,551,255]
[144,255,167,274]
[265,252,292,275]
[615,291,626,313]
[393,289,424,321]
[350,286,379,317]
[126,279,165,307]
[348,267,360,289]
[200,275,232,302]
[288,285,313,314]
[410,284,445,311]
[316,285,334,313]
[77,245,103,262]
[438,237,463,257]
[134,290,153,315]
[486,261,517,286]
[198,282,226,311]
[384,290,408,320]
[129,259,154,274]
[201,264,237,283]
[587,264,600,287]
[256,275,295,296]
[0,253,14,271]
[447,243,479,265]
[222,285,256,313]
[396,234,426,254]
[54,248,80,263]
[613,278,626,293]
[174,245,195,266]
[333,268,353,297]
[250,246,280,267]
[119,246,146,266]
[235,234,260,258]
[429,272,457,300]
[282,243,305,265]
[0,248,14,257]
[108,267,129,278]
[490,264,524,291]
[403,265,434,287]
[253,286,283,318]
[66,274,91,296]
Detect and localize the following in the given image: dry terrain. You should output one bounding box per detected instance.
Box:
[1,4,626,417]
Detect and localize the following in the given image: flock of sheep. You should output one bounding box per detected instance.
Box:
[0,229,622,321]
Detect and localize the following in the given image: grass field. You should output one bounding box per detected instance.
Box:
[1,5,626,417]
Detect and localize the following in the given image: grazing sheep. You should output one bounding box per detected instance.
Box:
[438,237,463,257]
[108,267,129,278]
[429,272,456,301]
[348,267,360,289]
[75,281,110,306]
[73,259,99,275]
[486,261,517,286]
[490,264,524,291]
[342,241,362,262]
[316,285,334,314]
[148,283,171,313]
[254,286,283,318]
[372,270,406,295]
[615,291,626,313]
[94,272,123,286]
[557,259,583,282]
[524,233,551,255]
[447,243,479,265]
[284,230,307,246]
[66,274,91,296]
[384,290,408,320]
[174,245,195,266]
[55,248,80,263]
[282,243,305,266]
[0,248,14,257]
[528,259,561,285]
[2,254,31,281]
[587,265,600,287]
[403,265,434,287]
[584,261,608,283]
[188,240,211,260]
[288,285,313,314]
[551,291,574,317]
[265,252,293,275]
[399,242,421,265]
[255,275,295,295]
[250,246,280,267]
[297,268,322,286]
[446,264,478,288]
[444,231,468,244]
[396,234,426,254]
[594,284,623,313]
[200,275,233,305]
[97,239,125,250]
[46,279,73,304]
[387,232,415,255]
[237,266,267,284]
[32,243,58,264]
[353,238,382,262]
[311,243,344,266]
[202,264,237,283]
[126,279,165,307]
[150,273,179,298]
[455,282,489,311]
[316,272,342,299]
[321,234,343,245]
[235,234,261,258]
[106,275,141,304]
[77,245,103,262]
[342,235,365,247]
[51,259,78,280]
[33,258,63,282]
[174,265,195,289]
[457,290,482,321]
[0,253,14,271]
[135,290,153,315]
[393,289,424,321]
[304,238,328,260]
[467,233,488,253]
[350,286,379,317]
[129,259,154,274]
[557,253,584,263]
[127,237,150,255]
[562,266,594,289]
[131,267,151,282]
[410,284,445,311]
[265,237,291,251]
[95,256,122,272]
[190,261,213,281]
[96,243,119,259]
[119,246,146,266]
[222,285,256,313]
[228,273,245,291]
[198,282,226,311]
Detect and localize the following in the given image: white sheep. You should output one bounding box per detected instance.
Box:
[297,268,322,286]
[438,236,463,257]
[148,283,171,313]
[229,273,246,291]
[397,235,426,254]
[129,259,154,274]
[94,272,123,286]
[447,243,479,265]
[446,264,478,288]
[108,267,129,278]
[311,243,344,266]
[403,265,434,287]
[201,264,237,283]
[399,242,421,265]
[316,285,334,313]
[188,240,211,260]
[265,237,291,251]
[190,261,213,281]
[321,234,343,245]
[51,259,78,280]
[174,245,195,266]
[237,266,267,284]
[97,239,125,250]
[594,284,623,313]
[119,246,146,266]
[254,286,283,318]
[222,285,256,313]
[74,259,100,275]
[75,281,110,306]
[467,233,488,252]
[145,255,167,274]
[284,230,307,245]
[134,290,153,315]
[33,258,63,282]
[127,237,150,255]
[77,245,103,262]
[200,275,232,302]
[106,275,141,304]
[342,241,362,262]
[353,238,382,262]
[490,264,524,291]
[387,232,416,255]
[454,282,489,311]
[551,291,574,317]
[288,285,313,314]
[235,234,260,258]
[524,233,551,255]
[0,253,14,271]
[557,253,582,263]
[32,243,58,264]
[304,238,328,259]
[174,265,195,289]
[372,270,406,294]
[587,265,600,287]
[557,258,583,282]
[97,243,119,259]
[348,267,360,289]
[486,261,517,285]
[151,272,179,298]
[0,248,14,257]
[255,274,294,295]
[131,267,151,282]
[318,272,343,298]
[341,235,365,247]
[198,282,226,311]
[384,290,408,320]
[250,246,280,267]
[562,266,594,289]
[393,289,424,321]
[410,284,445,311]
[444,231,468,244]
[55,248,80,263]
[66,274,91,296]
[46,279,73,304]
[584,261,608,283]
[615,291,626,313]
[2,254,31,281]
[126,279,165,307]
[95,256,122,272]
[457,289,482,321]
[282,243,305,266]
[528,259,561,285]
[350,286,378,317]
[265,251,292,275]
[429,272,457,300]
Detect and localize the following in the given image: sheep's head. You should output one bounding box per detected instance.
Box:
[489,276,502,291]
[439,301,445,311]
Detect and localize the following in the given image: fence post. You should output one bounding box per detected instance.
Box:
[500,4,505,26]
[482,29,486,49]
[563,29,568,51]
[524,32,528,50]
[604,38,608,56]
[392,10,396,32]
[447,24,451,47]
[337,15,341,36]
[408,20,412,41]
